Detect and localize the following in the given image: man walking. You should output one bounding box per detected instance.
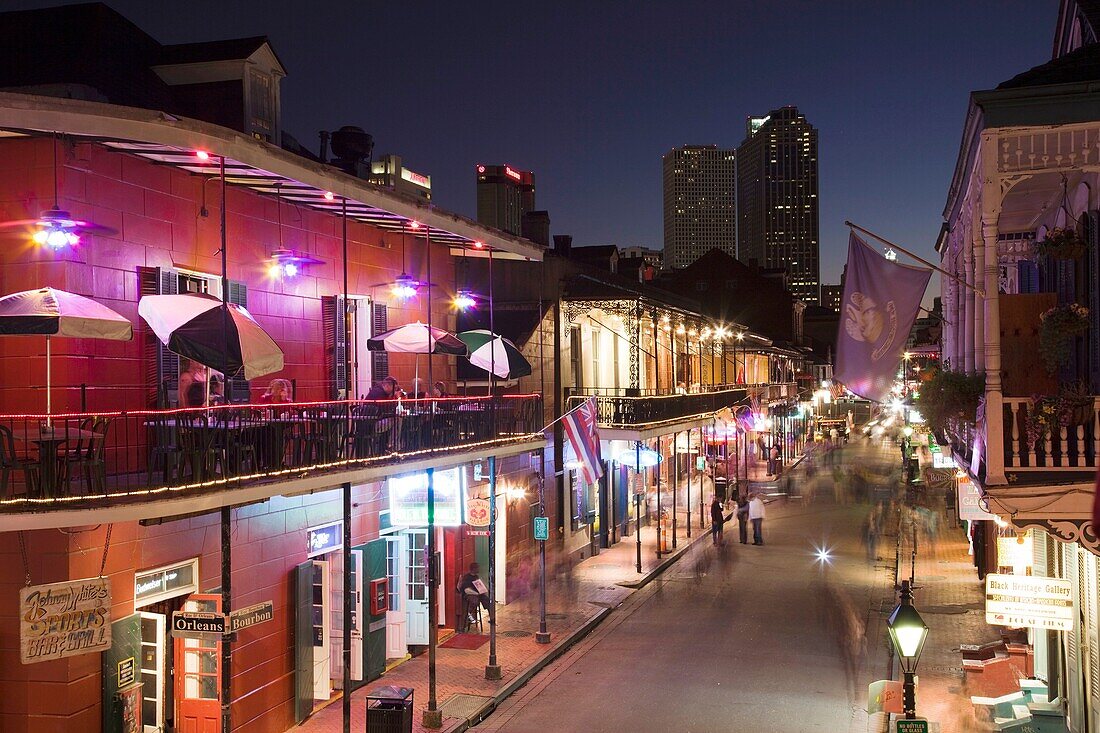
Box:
[749,493,766,545]
[709,496,725,546]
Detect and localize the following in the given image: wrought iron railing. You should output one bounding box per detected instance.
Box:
[0,395,543,510]
[566,387,747,428]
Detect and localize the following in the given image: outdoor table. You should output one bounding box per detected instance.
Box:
[14,424,98,498]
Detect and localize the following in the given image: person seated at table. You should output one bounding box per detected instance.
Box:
[258,378,293,404]
[178,358,207,407]
[365,376,399,401]
[184,380,208,408]
[407,378,427,400]
[208,374,227,406]
[432,381,449,399]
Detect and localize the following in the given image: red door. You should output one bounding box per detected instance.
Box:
[174,594,222,733]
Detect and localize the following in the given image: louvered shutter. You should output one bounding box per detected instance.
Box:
[1017,260,1039,294]
[322,295,348,399]
[1065,543,1086,729]
[226,281,250,402]
[138,266,180,407]
[1088,212,1100,393]
[1086,553,1100,731]
[371,303,388,382]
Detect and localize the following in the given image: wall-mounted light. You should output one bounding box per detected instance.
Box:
[505,485,527,503]
[453,289,477,310]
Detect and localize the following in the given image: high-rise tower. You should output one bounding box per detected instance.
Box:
[662,145,737,269]
[476,164,535,236]
[737,106,820,304]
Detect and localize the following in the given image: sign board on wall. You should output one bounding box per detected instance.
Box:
[20,576,111,664]
[465,497,491,527]
[171,611,226,640]
[228,601,274,633]
[307,520,344,558]
[985,573,1074,631]
[956,475,996,521]
[134,558,198,608]
[388,467,465,526]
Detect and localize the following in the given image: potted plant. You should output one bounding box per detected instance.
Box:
[915,366,985,434]
[1024,384,1094,445]
[1034,226,1087,260]
[1038,303,1089,374]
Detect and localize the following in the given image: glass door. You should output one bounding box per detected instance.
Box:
[404,529,429,644]
[140,612,166,733]
[173,595,221,733]
[384,535,407,658]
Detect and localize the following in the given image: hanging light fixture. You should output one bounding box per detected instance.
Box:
[268,183,322,279]
[392,221,421,299]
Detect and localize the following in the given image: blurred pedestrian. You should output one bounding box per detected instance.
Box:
[749,493,766,545]
[736,494,750,544]
[710,496,725,546]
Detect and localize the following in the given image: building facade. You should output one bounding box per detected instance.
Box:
[938,3,1100,729]
[368,154,432,201]
[737,106,820,304]
[661,145,737,270]
[475,164,535,236]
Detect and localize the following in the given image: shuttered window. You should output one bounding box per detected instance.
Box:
[371,303,388,382]
[138,266,180,407]
[226,281,250,401]
[322,295,348,399]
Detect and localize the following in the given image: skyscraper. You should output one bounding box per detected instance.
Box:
[737,106,820,304]
[476,164,535,236]
[662,145,737,269]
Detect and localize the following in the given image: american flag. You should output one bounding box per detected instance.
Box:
[563,397,604,486]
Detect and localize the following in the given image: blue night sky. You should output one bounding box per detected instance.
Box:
[15,1,1056,291]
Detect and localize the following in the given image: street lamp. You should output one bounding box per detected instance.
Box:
[887,580,929,719]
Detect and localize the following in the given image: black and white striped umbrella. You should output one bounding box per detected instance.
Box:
[366,322,467,355]
[0,287,133,418]
[139,293,283,380]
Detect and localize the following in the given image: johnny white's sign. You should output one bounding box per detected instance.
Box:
[20,576,111,664]
[985,573,1073,631]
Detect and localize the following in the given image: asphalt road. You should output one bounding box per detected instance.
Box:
[481,438,902,733]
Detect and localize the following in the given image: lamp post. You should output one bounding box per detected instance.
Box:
[887,580,929,720]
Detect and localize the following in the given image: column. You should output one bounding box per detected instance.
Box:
[972,224,986,373]
[942,255,955,367]
[954,250,966,370]
[982,217,1007,485]
[963,248,975,372]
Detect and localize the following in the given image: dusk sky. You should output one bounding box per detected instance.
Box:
[16,1,1056,289]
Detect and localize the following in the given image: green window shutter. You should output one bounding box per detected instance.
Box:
[294,560,315,723]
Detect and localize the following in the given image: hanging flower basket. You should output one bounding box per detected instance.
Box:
[1038,303,1089,374]
[1034,227,1087,260]
[1024,386,1094,445]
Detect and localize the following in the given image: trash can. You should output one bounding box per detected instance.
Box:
[366,686,413,733]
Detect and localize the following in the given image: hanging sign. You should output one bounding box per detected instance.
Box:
[465,497,491,527]
[20,576,111,664]
[956,475,996,521]
[985,573,1073,631]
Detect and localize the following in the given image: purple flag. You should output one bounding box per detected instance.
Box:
[834,232,932,403]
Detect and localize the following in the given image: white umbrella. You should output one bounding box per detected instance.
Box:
[0,287,133,421]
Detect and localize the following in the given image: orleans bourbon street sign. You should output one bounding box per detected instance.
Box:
[228,601,274,633]
[171,611,225,640]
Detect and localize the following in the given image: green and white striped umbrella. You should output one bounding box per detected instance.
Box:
[457,330,532,379]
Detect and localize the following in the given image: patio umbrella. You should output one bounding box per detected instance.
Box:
[0,287,133,419]
[138,293,283,380]
[367,322,467,355]
[457,330,531,379]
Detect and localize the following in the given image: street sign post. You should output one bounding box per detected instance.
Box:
[171,611,225,640]
[228,601,274,633]
[533,516,549,541]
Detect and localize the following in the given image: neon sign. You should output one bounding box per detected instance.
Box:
[401,168,431,188]
[504,166,522,181]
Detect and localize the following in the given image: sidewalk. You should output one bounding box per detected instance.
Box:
[299,475,717,733]
[886,480,999,731]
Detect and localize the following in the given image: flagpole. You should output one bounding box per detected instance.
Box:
[844,221,985,297]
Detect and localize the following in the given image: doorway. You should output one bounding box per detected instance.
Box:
[384,534,408,658]
[174,594,222,733]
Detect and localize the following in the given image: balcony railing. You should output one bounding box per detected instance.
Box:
[0,395,543,510]
[566,387,746,429]
[947,397,1099,477]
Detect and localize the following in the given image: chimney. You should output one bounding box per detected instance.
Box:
[553,234,572,258]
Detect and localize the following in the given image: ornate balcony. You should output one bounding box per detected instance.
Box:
[0,395,543,521]
[566,385,747,432]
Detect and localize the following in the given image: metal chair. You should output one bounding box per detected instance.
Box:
[0,424,40,498]
[61,417,110,495]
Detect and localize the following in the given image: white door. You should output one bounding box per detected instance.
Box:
[349,550,364,682]
[140,612,166,733]
[404,530,429,645]
[384,535,407,658]
[312,560,331,700]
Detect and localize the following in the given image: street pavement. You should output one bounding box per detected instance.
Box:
[479,438,904,733]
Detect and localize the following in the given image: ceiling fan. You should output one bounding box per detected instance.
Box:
[0,133,118,248]
[367,221,438,299]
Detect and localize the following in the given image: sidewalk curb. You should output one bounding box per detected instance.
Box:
[453,524,706,730]
[616,530,708,589]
